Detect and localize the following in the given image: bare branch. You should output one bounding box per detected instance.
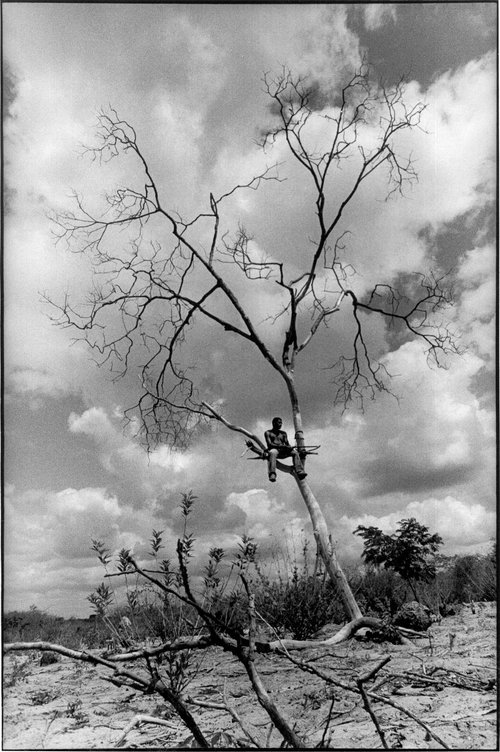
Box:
[326,272,462,411]
[4,640,210,746]
[357,658,392,749]
[113,714,178,749]
[281,649,450,749]
[202,402,267,452]
[356,273,463,366]
[260,64,426,314]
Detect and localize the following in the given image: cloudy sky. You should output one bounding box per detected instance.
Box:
[4,3,496,617]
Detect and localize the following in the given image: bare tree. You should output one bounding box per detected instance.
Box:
[47,63,460,624]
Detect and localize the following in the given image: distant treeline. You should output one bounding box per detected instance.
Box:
[3,610,108,648]
[3,547,495,647]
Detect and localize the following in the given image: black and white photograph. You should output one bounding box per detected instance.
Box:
[3,3,497,749]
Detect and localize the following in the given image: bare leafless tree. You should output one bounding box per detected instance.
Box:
[46,63,461,624]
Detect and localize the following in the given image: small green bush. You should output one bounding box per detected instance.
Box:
[435,550,496,606]
[248,538,348,639]
[29,688,59,705]
[4,656,32,688]
[254,570,346,640]
[353,566,406,616]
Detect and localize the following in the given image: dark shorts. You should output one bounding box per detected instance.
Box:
[269,447,294,458]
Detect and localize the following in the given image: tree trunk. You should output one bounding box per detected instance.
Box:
[294,476,362,620]
[286,378,362,621]
[407,578,420,603]
[202,397,362,621]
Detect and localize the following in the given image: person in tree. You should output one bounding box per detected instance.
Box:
[265,417,307,482]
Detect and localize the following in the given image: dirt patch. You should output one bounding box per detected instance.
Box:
[3,602,497,749]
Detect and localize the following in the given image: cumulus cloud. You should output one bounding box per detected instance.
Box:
[361,344,491,497]
[226,488,305,541]
[342,495,495,557]
[3,483,181,616]
[67,406,198,505]
[64,405,310,545]
[364,5,397,31]
[455,244,496,359]
[4,485,122,561]
[69,407,118,443]
[4,484,121,615]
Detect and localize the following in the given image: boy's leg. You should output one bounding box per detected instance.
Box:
[267,449,278,481]
[291,449,307,479]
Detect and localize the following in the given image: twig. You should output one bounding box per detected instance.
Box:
[239,575,305,748]
[185,689,261,746]
[367,691,450,749]
[356,657,391,749]
[359,656,392,684]
[265,722,274,747]
[88,635,214,662]
[390,670,443,686]
[319,693,336,748]
[114,714,178,748]
[223,680,263,749]
[358,683,389,748]
[281,650,450,749]
[241,575,257,661]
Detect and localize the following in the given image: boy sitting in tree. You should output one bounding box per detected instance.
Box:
[264,417,307,482]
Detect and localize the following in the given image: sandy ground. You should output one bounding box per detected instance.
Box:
[2,601,497,750]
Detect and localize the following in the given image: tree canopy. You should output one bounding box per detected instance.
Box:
[355,517,443,600]
[48,64,460,452]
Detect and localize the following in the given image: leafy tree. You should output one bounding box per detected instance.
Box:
[47,63,459,624]
[355,517,443,602]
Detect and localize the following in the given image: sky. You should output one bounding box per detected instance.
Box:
[3,3,497,618]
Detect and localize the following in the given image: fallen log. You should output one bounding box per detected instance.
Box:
[4,616,416,664]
